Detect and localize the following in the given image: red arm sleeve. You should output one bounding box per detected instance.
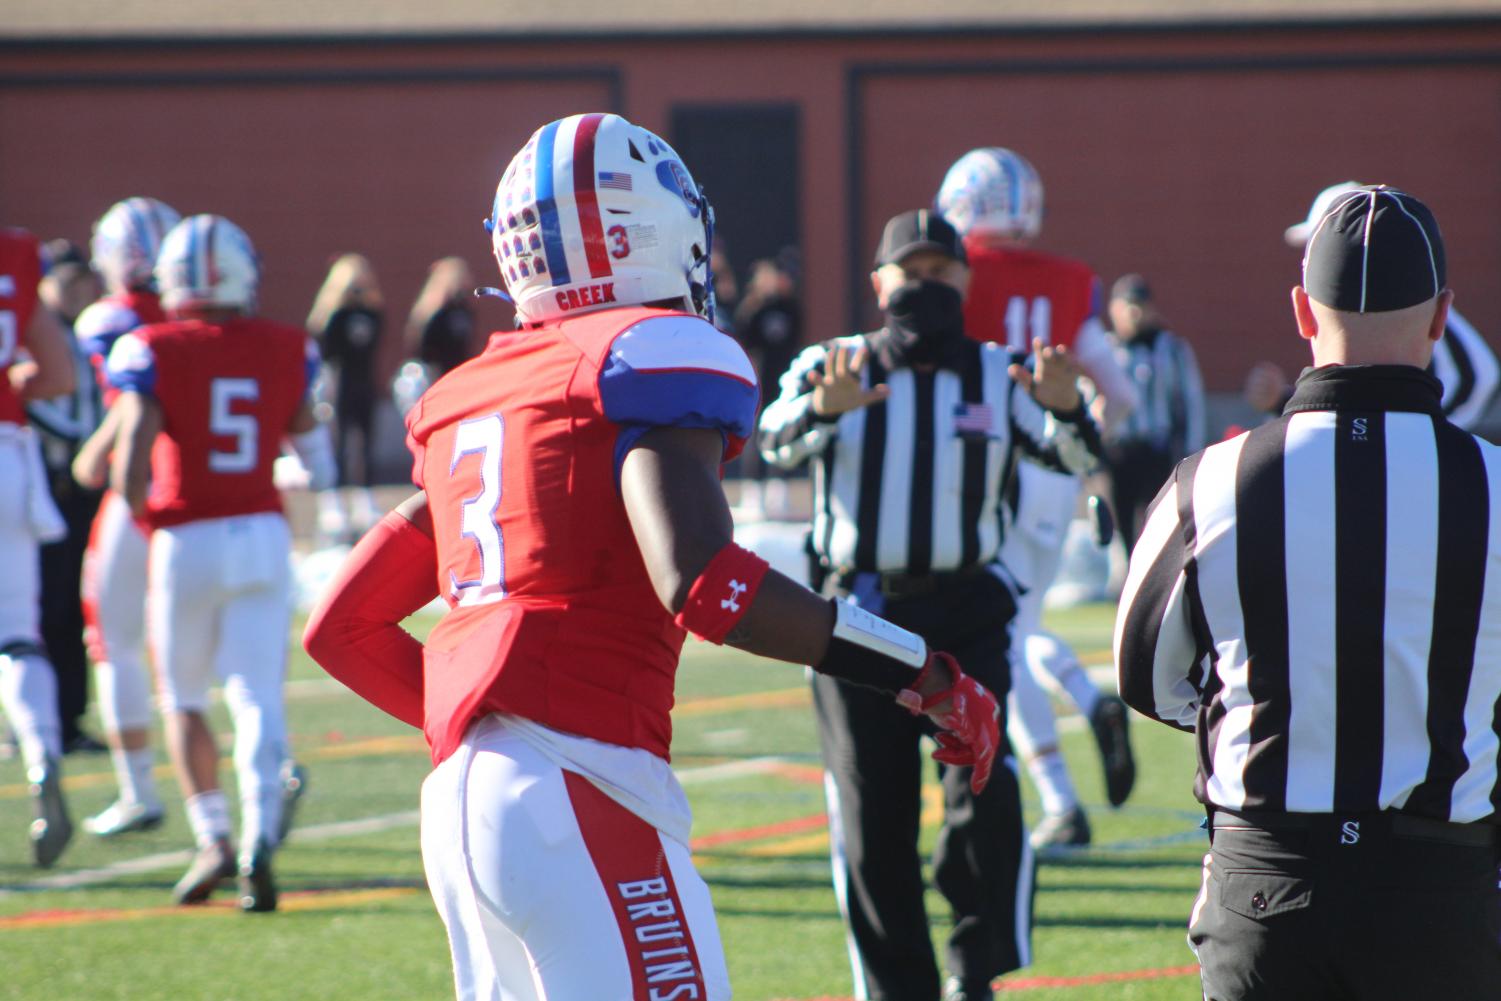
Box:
[303,509,439,730]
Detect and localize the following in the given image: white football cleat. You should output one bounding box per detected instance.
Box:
[84,799,165,837]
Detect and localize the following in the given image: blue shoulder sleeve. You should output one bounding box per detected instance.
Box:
[598,314,760,481]
[104,332,158,396]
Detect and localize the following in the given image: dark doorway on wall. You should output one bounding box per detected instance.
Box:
[670,104,800,293]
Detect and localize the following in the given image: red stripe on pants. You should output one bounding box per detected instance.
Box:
[563,770,707,1001]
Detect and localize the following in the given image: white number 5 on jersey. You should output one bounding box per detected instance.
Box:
[209,377,259,473]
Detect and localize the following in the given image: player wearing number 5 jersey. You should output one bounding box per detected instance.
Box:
[104,214,335,912]
[304,113,1003,1001]
[939,149,1139,849]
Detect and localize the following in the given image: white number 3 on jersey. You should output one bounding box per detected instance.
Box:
[449,413,507,606]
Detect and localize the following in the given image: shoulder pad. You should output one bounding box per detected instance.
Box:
[606,313,756,386]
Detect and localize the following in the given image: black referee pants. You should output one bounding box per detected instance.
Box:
[814,570,1033,1001]
[1105,441,1177,554]
[1192,811,1501,1001]
[39,481,102,745]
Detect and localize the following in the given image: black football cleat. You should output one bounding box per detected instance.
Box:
[942,976,994,1001]
[28,760,73,868]
[276,761,308,845]
[173,838,235,905]
[238,840,278,913]
[1030,805,1091,853]
[1089,695,1137,808]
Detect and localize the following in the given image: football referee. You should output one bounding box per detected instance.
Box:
[760,210,1103,1001]
[1116,185,1501,1000]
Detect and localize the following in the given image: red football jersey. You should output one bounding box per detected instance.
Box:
[962,239,1102,356]
[0,228,44,426]
[105,316,316,529]
[406,306,758,764]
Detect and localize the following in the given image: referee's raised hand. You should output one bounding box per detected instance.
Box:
[810,344,891,417]
[1009,338,1083,413]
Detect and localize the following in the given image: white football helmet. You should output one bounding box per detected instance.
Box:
[489,113,715,324]
[935,148,1045,242]
[153,215,260,312]
[90,197,181,292]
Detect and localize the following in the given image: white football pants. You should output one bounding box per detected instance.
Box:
[148,512,292,848]
[1000,465,1089,759]
[82,491,155,733]
[420,717,731,1001]
[0,431,62,771]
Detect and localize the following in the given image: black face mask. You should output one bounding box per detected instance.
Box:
[884,279,965,366]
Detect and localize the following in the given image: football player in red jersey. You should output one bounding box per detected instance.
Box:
[0,226,79,866]
[103,215,336,911]
[67,197,178,839]
[303,113,1001,1000]
[938,149,1139,849]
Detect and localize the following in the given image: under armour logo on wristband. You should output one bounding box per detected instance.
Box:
[722,579,748,612]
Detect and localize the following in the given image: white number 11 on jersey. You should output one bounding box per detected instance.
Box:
[448,413,506,606]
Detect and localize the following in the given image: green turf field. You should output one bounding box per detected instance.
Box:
[0,603,1205,1000]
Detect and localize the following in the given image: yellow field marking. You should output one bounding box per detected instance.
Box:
[0,886,420,929]
[0,688,808,800]
[674,687,809,717]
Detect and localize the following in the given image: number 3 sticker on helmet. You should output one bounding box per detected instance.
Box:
[449,413,506,606]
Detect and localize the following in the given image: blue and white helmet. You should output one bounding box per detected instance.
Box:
[90,197,181,292]
[153,215,260,312]
[936,148,1045,242]
[489,113,715,325]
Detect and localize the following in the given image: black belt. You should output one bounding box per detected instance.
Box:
[1211,808,1498,849]
[835,566,986,599]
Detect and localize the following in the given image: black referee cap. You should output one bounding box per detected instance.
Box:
[874,210,966,268]
[1302,185,1446,313]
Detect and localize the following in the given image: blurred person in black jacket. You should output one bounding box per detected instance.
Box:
[307,254,385,541]
[734,251,802,515]
[31,240,105,754]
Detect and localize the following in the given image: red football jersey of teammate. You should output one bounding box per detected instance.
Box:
[0,228,45,426]
[74,290,166,405]
[962,239,1102,356]
[405,306,759,764]
[104,316,318,529]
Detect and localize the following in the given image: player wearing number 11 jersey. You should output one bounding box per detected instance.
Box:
[104,214,334,912]
[939,148,1140,850]
[305,113,1003,1001]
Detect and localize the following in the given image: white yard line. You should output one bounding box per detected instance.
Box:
[0,758,790,898]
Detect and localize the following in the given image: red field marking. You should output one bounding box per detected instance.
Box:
[690,812,828,850]
[781,964,1200,999]
[766,762,825,785]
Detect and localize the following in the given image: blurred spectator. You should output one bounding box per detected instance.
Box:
[733,251,802,515]
[1104,274,1205,552]
[406,256,479,377]
[30,240,105,753]
[709,241,739,335]
[38,240,101,328]
[307,253,385,541]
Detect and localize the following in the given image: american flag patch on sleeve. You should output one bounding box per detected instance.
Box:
[953,402,996,436]
[598,171,634,191]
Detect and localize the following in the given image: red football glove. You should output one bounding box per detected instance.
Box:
[895,652,1001,795]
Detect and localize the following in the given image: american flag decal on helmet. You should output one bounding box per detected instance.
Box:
[598,171,633,191]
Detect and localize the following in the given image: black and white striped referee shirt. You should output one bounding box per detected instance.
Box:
[759,332,1100,576]
[1116,365,1501,824]
[1432,308,1499,431]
